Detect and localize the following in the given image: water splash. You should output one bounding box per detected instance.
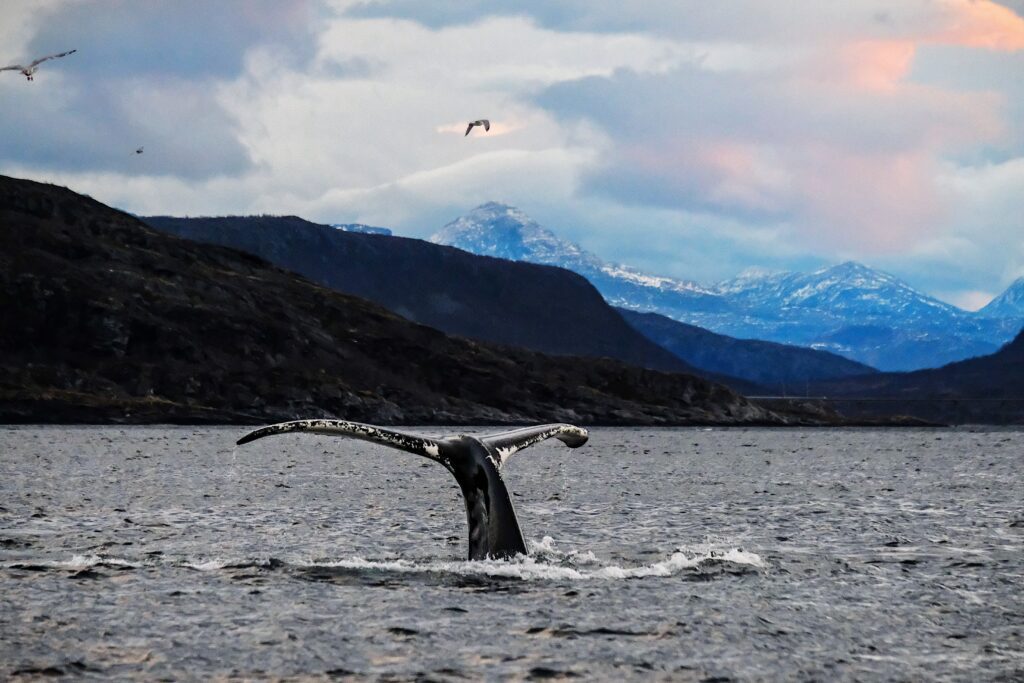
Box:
[9,539,763,582]
[298,537,764,582]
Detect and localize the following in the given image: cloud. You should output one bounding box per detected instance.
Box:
[24,0,318,80]
[0,75,251,179]
[536,62,1006,252]
[944,289,998,311]
[347,0,1024,47]
[1,1,1022,303]
[0,0,320,179]
[0,0,323,180]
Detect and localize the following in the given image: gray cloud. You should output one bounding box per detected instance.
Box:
[0,0,320,178]
[26,0,318,80]
[346,0,934,42]
[2,1,1021,303]
[0,77,251,178]
[534,63,1006,251]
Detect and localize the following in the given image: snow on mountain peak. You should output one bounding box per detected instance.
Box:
[980,276,1024,318]
[430,203,710,295]
[428,202,1021,370]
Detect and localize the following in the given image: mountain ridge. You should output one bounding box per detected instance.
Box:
[0,173,807,426]
[142,214,699,377]
[980,277,1024,319]
[618,307,878,391]
[806,328,1024,424]
[431,202,1022,371]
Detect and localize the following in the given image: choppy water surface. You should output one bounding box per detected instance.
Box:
[1,426,1021,681]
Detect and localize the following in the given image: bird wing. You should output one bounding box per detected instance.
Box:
[465,122,474,136]
[482,119,490,131]
[236,419,447,463]
[481,424,588,469]
[0,64,25,72]
[30,49,77,67]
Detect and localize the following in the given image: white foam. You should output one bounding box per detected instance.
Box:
[6,554,141,570]
[302,539,764,582]
[18,541,763,581]
[184,558,230,571]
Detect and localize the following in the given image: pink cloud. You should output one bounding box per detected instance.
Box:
[811,2,1024,91]
[831,40,917,90]
[929,0,1024,50]
[795,148,946,252]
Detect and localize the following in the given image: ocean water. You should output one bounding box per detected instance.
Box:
[0,426,1021,681]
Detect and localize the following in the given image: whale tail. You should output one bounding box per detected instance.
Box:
[235,420,589,559]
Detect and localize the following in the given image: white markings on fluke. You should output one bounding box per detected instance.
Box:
[235,420,590,560]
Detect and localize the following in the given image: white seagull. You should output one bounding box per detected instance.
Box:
[465,119,490,136]
[1,49,77,81]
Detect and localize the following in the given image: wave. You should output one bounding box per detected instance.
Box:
[6,554,141,571]
[296,537,764,582]
[6,538,764,581]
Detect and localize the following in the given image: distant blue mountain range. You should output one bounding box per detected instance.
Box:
[430,202,1023,371]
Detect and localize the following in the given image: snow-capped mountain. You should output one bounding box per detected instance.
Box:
[716,262,961,319]
[432,203,1023,371]
[431,202,726,314]
[979,277,1024,319]
[708,262,1024,370]
[331,223,392,236]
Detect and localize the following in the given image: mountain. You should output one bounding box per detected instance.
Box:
[331,223,392,236]
[1,174,809,426]
[143,215,695,376]
[618,308,877,391]
[431,203,1021,371]
[430,202,727,314]
[809,328,1024,424]
[979,277,1024,319]
[709,262,1017,371]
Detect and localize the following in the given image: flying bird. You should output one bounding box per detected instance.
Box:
[1,49,77,81]
[465,119,490,136]
[135,147,144,155]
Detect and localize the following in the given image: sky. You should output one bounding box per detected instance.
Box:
[1,1,1023,309]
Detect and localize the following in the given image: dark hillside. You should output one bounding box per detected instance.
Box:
[143,215,695,375]
[0,175,809,425]
[808,329,1024,423]
[619,308,877,391]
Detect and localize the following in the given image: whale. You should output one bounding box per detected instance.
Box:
[236,420,589,560]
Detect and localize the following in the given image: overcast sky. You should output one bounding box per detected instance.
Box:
[2,1,1023,308]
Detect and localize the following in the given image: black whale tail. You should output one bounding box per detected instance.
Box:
[235,420,589,560]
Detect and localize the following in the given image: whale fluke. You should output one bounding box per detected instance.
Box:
[236,419,444,459]
[236,419,589,560]
[481,423,588,467]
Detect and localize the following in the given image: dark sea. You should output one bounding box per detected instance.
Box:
[1,426,1021,681]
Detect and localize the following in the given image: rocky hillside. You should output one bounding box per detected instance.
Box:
[0,174,807,426]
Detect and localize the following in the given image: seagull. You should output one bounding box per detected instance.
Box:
[135,147,144,155]
[1,49,77,81]
[465,119,490,136]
